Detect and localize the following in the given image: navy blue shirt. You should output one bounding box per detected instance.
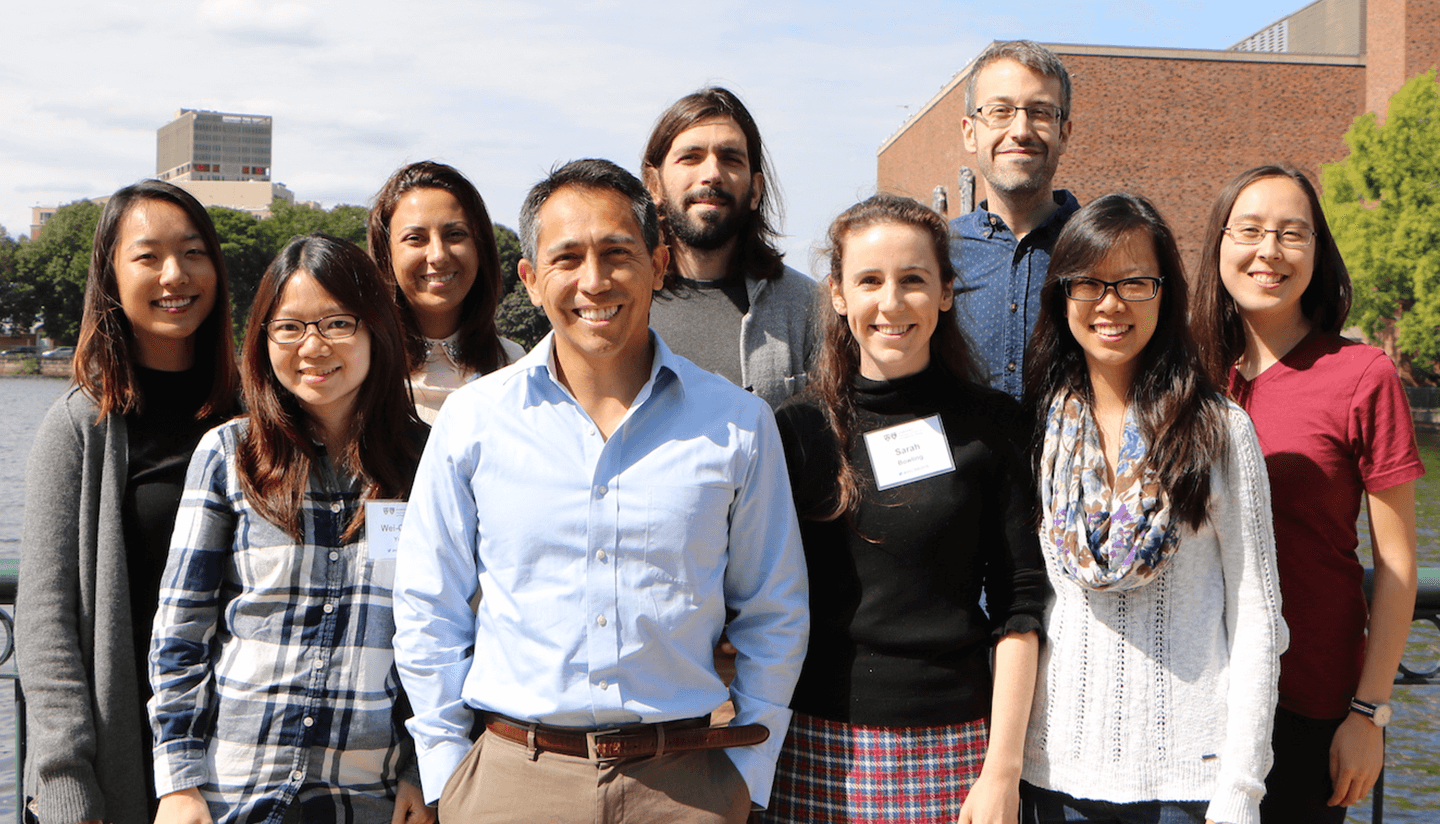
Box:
[949,190,1081,399]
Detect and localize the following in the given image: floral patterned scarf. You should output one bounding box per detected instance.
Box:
[1039,392,1180,592]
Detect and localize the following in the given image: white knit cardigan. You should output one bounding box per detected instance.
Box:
[1024,403,1288,824]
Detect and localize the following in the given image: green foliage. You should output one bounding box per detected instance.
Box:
[263,198,369,251]
[494,224,523,295]
[11,201,104,343]
[1322,69,1440,369]
[494,279,550,351]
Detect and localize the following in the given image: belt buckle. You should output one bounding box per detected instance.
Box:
[585,727,624,760]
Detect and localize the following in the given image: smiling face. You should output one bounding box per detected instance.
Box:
[654,116,762,253]
[112,199,218,370]
[387,187,479,338]
[961,58,1071,199]
[1219,176,1316,331]
[519,186,668,378]
[267,270,372,438]
[832,222,952,381]
[1066,231,1162,391]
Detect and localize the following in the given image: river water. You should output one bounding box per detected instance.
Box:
[0,376,1435,822]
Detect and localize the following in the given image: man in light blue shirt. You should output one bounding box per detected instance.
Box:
[393,158,808,823]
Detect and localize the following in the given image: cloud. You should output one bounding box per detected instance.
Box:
[196,0,323,46]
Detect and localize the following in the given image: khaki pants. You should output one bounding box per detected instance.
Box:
[439,728,751,823]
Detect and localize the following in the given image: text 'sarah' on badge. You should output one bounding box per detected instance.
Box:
[364,500,407,561]
[861,414,955,491]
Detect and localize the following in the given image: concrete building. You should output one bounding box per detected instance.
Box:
[155,108,294,217]
[157,109,273,183]
[877,0,1440,266]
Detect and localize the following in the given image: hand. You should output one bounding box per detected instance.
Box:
[956,769,1019,824]
[154,788,213,824]
[392,780,436,824]
[1328,712,1384,807]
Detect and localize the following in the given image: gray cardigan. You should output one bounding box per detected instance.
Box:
[741,265,820,408]
[16,388,151,824]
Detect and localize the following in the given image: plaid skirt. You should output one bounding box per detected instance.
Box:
[759,712,988,823]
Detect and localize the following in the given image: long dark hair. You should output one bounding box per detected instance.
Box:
[1191,164,1352,386]
[238,233,424,542]
[1023,193,1226,529]
[641,87,786,286]
[73,180,239,420]
[366,160,507,376]
[811,194,983,520]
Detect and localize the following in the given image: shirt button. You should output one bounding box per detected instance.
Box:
[596,614,607,627]
[596,549,607,562]
[1010,302,1018,312]
[598,680,609,690]
[291,770,304,782]
[302,716,314,727]
[313,657,324,669]
[330,501,342,513]
[328,551,339,561]
[595,484,608,498]
[1006,362,1017,372]
[323,603,334,614]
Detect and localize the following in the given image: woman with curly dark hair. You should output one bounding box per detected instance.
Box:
[762,194,1046,824]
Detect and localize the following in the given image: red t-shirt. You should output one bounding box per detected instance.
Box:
[1229,331,1424,719]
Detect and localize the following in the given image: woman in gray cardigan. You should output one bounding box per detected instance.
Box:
[16,180,239,824]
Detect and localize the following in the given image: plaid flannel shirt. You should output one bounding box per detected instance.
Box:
[149,419,417,823]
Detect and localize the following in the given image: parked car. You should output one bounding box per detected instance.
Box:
[39,347,75,360]
[0,346,38,356]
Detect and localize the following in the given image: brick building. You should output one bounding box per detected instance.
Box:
[877,0,1440,266]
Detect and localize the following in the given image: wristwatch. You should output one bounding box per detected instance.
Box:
[1349,698,1393,728]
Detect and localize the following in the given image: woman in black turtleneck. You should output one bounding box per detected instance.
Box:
[17,181,240,824]
[760,195,1047,824]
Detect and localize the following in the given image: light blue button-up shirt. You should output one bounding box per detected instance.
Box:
[393,332,809,808]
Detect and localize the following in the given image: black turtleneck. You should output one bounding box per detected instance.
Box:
[774,364,1048,726]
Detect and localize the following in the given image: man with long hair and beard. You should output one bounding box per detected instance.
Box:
[641,86,818,408]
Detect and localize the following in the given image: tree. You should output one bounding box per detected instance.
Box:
[494,223,523,295]
[263,198,369,251]
[495,280,551,350]
[206,207,270,330]
[16,201,104,343]
[1322,69,1440,376]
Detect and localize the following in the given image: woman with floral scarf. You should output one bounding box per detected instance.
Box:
[1019,193,1287,824]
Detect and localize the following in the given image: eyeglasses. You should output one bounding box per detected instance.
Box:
[264,313,362,344]
[1223,224,1315,249]
[1061,276,1162,302]
[971,103,1065,128]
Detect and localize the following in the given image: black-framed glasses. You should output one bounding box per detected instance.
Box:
[264,313,362,344]
[1223,224,1315,249]
[1061,276,1162,302]
[972,103,1065,128]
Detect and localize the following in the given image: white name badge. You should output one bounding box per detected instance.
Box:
[862,415,955,491]
[365,500,406,561]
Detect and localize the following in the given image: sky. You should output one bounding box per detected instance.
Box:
[3,0,1312,274]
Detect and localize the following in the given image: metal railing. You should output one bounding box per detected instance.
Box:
[0,563,1434,823]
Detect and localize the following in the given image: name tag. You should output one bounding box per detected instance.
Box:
[365,500,406,561]
[862,415,955,490]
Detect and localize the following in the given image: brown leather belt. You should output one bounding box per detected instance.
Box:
[483,713,769,760]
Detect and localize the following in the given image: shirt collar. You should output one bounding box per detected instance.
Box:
[502,329,686,404]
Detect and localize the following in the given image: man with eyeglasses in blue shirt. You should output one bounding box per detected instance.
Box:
[393,158,808,823]
[951,39,1081,399]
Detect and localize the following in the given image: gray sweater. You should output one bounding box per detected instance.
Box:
[16,388,151,824]
[740,265,820,408]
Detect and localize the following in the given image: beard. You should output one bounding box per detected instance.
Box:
[662,186,752,251]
